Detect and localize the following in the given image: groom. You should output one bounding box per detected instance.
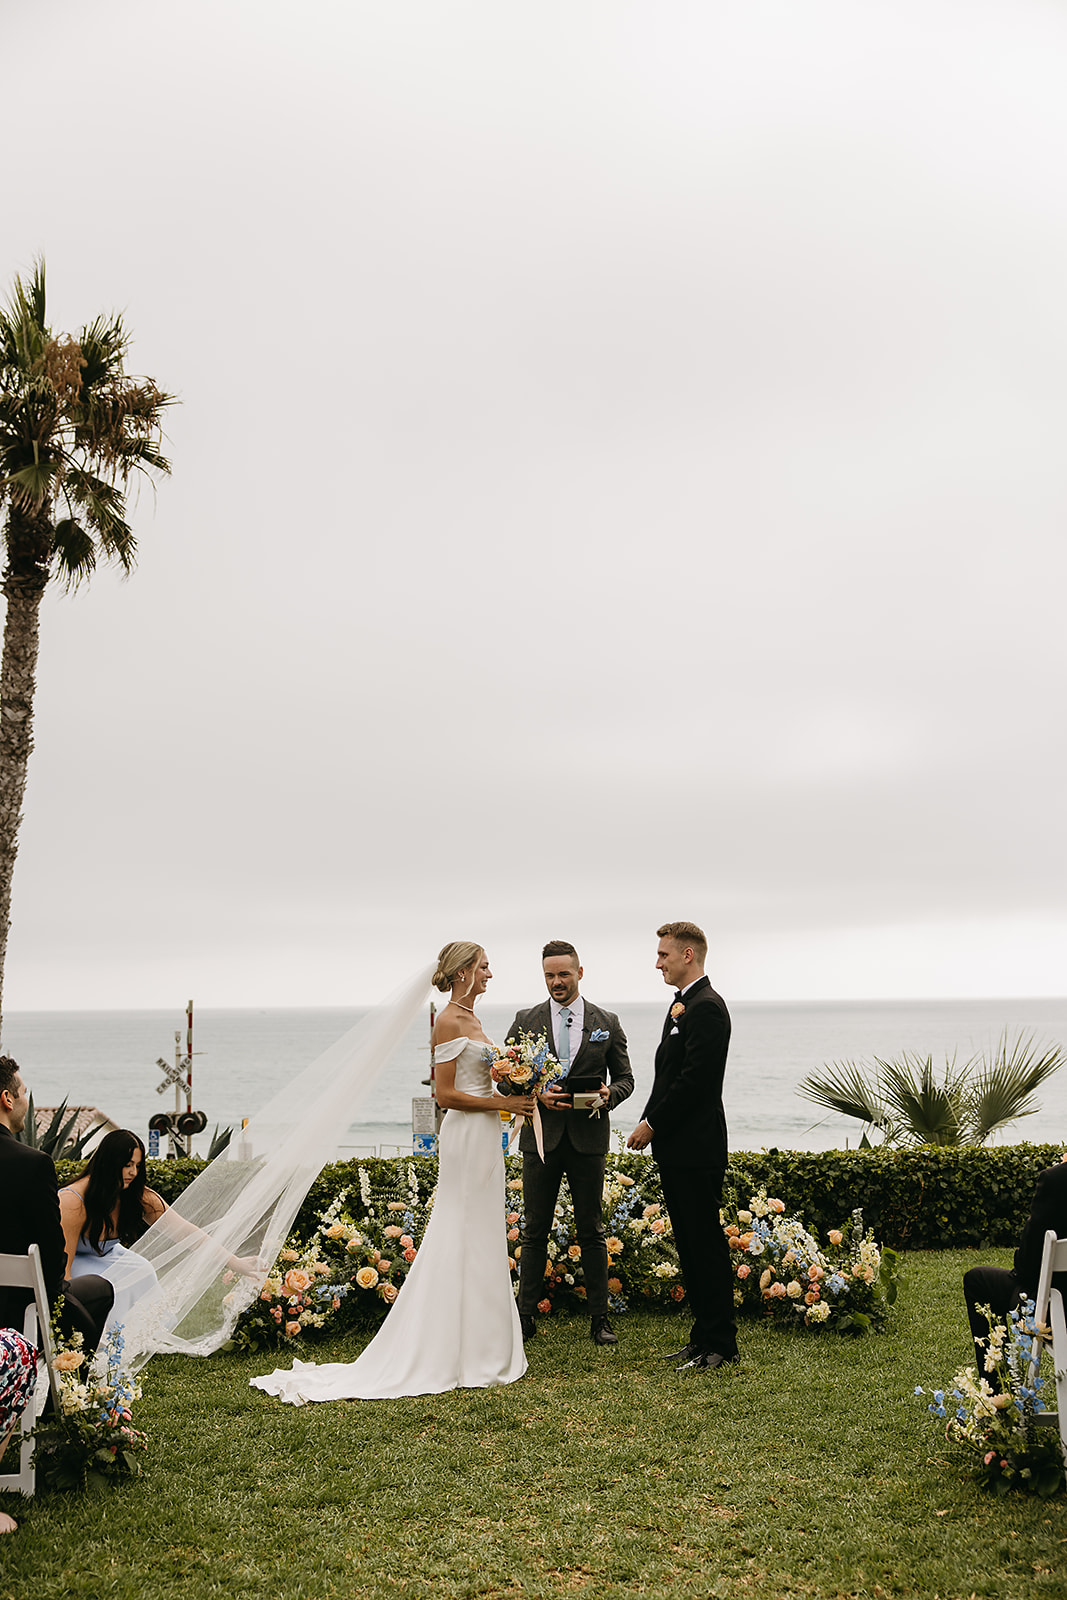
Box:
[627,921,739,1373]
[505,941,633,1346]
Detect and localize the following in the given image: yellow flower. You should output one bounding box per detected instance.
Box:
[356,1267,379,1289]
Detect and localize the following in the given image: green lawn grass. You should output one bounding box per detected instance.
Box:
[2,1250,1064,1599]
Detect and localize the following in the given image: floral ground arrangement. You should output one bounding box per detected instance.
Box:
[31,1318,147,1491]
[3,1252,1064,1600]
[917,1296,1066,1498]
[229,1156,901,1353]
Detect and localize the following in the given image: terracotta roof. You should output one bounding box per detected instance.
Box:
[34,1106,120,1141]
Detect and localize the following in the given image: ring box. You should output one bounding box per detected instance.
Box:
[567,1078,603,1111]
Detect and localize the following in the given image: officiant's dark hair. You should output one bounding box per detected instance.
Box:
[542,941,579,964]
[77,1129,150,1253]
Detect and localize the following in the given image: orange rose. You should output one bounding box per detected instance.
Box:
[537,1298,552,1314]
[737,1264,750,1279]
[403,1247,417,1262]
[671,1284,685,1302]
[285,1320,302,1336]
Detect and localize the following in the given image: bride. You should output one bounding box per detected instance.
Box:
[250,941,536,1404]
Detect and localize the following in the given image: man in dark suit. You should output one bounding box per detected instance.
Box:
[505,941,634,1346]
[963,1154,1067,1382]
[628,920,739,1373]
[0,1056,113,1355]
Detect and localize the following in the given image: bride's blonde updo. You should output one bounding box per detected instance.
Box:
[432,941,483,996]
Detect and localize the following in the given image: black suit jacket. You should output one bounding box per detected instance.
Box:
[1014,1160,1067,1300]
[0,1123,68,1330]
[503,998,633,1155]
[642,976,730,1169]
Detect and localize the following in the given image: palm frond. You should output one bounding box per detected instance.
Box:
[50,517,98,583]
[797,1060,891,1132]
[964,1031,1065,1144]
[873,1052,965,1147]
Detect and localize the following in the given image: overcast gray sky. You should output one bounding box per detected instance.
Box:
[3,0,1067,1008]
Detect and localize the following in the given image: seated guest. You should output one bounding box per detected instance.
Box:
[0,1327,35,1534]
[0,1056,114,1359]
[59,1129,166,1333]
[963,1151,1067,1382]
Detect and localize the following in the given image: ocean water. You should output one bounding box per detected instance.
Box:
[6,995,1067,1159]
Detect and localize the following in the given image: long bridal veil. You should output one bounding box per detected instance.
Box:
[111,964,434,1372]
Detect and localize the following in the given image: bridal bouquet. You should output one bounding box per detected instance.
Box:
[491,1029,566,1161]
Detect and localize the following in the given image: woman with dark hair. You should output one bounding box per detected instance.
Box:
[58,1130,167,1332]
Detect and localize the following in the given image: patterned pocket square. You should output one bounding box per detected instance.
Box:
[589,1028,610,1043]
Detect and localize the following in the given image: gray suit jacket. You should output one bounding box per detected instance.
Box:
[503,998,633,1155]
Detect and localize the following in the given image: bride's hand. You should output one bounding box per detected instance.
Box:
[230,1255,267,1277]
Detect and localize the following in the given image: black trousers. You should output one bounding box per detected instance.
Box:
[962,1265,1021,1390]
[60,1274,114,1361]
[518,1132,608,1316]
[658,1159,738,1359]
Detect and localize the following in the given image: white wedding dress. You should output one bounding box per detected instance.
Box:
[249,1038,527,1403]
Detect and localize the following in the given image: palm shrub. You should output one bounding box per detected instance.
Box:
[797,1030,1064,1147]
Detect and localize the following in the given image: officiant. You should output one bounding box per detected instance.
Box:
[503,941,633,1347]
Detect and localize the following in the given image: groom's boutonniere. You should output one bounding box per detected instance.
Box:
[670,1002,685,1020]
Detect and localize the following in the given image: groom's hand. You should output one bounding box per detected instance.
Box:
[540,1086,572,1110]
[627,1120,653,1150]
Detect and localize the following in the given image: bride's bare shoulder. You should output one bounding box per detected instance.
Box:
[432,1004,465,1046]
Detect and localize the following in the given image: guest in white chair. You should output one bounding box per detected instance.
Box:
[963,1151,1067,1384]
[0,1328,35,1533]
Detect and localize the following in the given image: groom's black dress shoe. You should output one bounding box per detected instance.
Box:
[662,1342,701,1363]
[679,1351,740,1375]
[519,1313,537,1341]
[590,1315,618,1346]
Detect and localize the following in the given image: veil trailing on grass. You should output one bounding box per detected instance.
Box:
[111,964,435,1372]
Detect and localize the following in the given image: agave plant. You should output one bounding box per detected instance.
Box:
[798,1031,1064,1148]
[16,1094,108,1160]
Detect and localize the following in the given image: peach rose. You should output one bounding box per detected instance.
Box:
[642,1204,661,1218]
[507,1227,519,1242]
[285,1320,302,1336]
[607,1277,622,1294]
[332,1297,341,1310]
[381,1284,398,1303]
[568,1245,582,1260]
[387,1202,406,1211]
[399,1236,414,1249]
[827,1229,843,1246]
[808,1265,823,1281]
[325,1222,348,1238]
[770,1281,787,1298]
[54,1351,84,1373]
[259,1288,273,1302]
[378,1259,392,1272]
[804,1290,820,1305]
[283,1268,311,1294]
[384,1225,403,1239]
[356,1267,379,1289]
[606,1237,623,1254]
[650,1218,666,1235]
[737,1264,750,1279]
[403,1247,417,1262]
[280,1249,299,1262]
[506,1212,520,1226]
[537,1298,552,1314]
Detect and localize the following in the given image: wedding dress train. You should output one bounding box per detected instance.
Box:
[250,1038,526,1403]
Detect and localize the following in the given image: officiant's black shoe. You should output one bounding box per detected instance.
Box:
[679,1351,740,1376]
[662,1342,700,1363]
[519,1313,537,1341]
[590,1315,618,1346]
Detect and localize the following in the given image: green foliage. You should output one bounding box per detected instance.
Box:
[31,1315,147,1492]
[798,1030,1065,1147]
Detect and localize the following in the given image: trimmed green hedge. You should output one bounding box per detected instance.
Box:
[55,1141,1063,1252]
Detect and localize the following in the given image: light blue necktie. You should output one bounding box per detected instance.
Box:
[557,1007,572,1079]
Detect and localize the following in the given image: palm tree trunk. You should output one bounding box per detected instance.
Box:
[0,505,51,1031]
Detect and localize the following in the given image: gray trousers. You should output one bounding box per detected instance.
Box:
[517,1131,609,1317]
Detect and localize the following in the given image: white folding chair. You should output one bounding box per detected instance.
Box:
[1025,1229,1067,1462]
[0,1245,61,1496]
